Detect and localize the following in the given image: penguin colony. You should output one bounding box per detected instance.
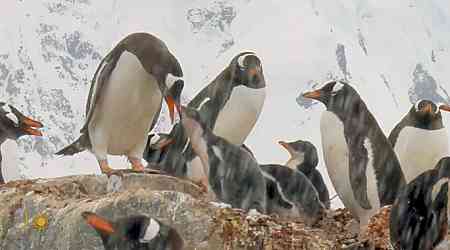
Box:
[1,32,450,249]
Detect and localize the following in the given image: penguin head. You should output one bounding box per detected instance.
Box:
[83,212,183,249]
[409,100,450,129]
[278,140,318,173]
[147,133,174,151]
[163,77,184,124]
[231,52,265,89]
[302,80,360,114]
[0,103,43,139]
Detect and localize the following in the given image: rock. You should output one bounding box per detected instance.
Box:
[0,173,355,249]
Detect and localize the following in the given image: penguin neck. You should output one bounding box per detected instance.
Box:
[410,115,444,130]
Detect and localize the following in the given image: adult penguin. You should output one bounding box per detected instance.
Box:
[302,80,406,231]
[56,32,184,176]
[82,212,184,250]
[388,99,450,183]
[145,52,265,187]
[0,103,43,184]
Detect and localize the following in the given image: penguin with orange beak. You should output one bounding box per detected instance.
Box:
[389,99,450,183]
[278,140,330,208]
[301,80,406,232]
[0,103,43,184]
[56,32,184,176]
[82,211,184,250]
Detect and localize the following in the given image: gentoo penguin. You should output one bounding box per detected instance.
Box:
[0,103,43,184]
[143,133,173,168]
[56,32,184,176]
[180,106,266,213]
[259,164,325,225]
[82,212,184,250]
[388,99,450,183]
[278,140,330,208]
[390,165,449,250]
[145,52,265,186]
[302,80,406,231]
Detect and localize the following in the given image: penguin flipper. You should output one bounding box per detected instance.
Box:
[348,142,372,210]
[55,133,91,156]
[80,45,124,134]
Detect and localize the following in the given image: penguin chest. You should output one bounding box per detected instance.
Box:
[395,127,449,183]
[0,139,21,182]
[88,51,162,155]
[320,111,379,221]
[213,86,266,145]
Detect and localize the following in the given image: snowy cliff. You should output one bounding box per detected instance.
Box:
[2,0,450,208]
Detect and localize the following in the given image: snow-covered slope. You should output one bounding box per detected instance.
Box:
[2,0,450,207]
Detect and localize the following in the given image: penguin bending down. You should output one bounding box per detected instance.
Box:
[145,52,265,187]
[259,164,325,225]
[0,103,43,184]
[180,106,266,213]
[390,158,450,250]
[302,80,406,231]
[82,211,183,250]
[56,32,184,176]
[278,140,330,208]
[389,99,450,183]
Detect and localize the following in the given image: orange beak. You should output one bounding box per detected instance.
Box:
[302,90,322,100]
[82,212,115,235]
[21,116,43,136]
[422,103,434,114]
[278,141,293,155]
[165,95,180,124]
[439,104,450,112]
[248,67,259,77]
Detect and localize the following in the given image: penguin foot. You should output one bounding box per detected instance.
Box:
[99,161,123,178]
[193,180,208,194]
[128,157,145,172]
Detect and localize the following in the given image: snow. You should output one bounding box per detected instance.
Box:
[1,0,450,208]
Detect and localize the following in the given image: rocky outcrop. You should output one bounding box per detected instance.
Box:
[0,171,387,250]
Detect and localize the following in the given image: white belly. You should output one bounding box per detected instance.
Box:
[394,127,449,183]
[321,111,379,224]
[213,86,265,145]
[1,139,21,182]
[88,51,162,155]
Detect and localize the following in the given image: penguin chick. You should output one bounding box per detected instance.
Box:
[278,139,330,208]
[389,99,450,183]
[390,166,448,250]
[259,164,325,225]
[82,211,184,250]
[0,103,43,184]
[180,106,267,213]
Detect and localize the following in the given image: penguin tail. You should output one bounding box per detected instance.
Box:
[55,134,90,156]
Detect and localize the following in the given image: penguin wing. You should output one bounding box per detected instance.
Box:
[80,45,125,133]
[188,70,234,130]
[348,139,372,210]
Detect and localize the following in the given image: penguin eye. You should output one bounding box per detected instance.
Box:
[414,99,424,111]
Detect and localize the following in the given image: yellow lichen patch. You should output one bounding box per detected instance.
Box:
[32,213,49,232]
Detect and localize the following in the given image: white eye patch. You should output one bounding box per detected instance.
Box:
[165,73,183,88]
[237,52,256,69]
[414,99,424,111]
[140,218,160,243]
[6,113,19,125]
[331,81,344,94]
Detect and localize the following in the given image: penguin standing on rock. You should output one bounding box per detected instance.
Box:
[278,140,330,208]
[390,158,450,250]
[82,211,184,250]
[0,103,43,184]
[389,99,450,183]
[56,32,184,176]
[180,106,266,213]
[259,164,325,225]
[302,80,406,231]
[146,52,266,188]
